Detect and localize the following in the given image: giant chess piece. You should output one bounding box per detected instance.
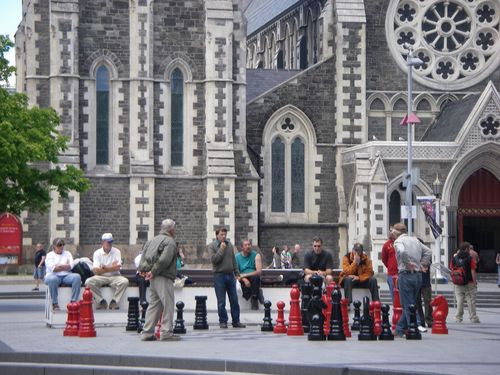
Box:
[351,300,361,331]
[358,296,376,341]
[392,275,403,331]
[193,295,209,330]
[322,282,335,336]
[431,295,449,334]
[307,275,326,341]
[173,301,187,334]
[126,296,140,331]
[373,300,382,337]
[379,304,394,341]
[287,284,304,336]
[137,301,148,333]
[300,282,313,333]
[78,287,96,338]
[340,297,351,338]
[406,304,422,340]
[261,300,274,332]
[63,301,79,336]
[273,301,287,334]
[327,288,345,341]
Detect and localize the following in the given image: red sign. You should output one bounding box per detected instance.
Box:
[0,213,22,265]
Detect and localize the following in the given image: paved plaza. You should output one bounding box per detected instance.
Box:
[0,278,499,374]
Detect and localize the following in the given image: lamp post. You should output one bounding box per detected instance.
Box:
[433,175,443,280]
[403,44,423,236]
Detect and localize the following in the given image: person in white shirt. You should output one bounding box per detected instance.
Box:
[44,238,81,311]
[85,233,129,310]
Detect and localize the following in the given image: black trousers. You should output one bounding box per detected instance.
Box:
[341,277,380,303]
[239,275,262,301]
[416,285,433,327]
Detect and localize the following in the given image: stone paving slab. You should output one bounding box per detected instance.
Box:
[0,297,499,375]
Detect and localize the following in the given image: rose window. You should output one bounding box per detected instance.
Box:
[386,0,500,90]
[479,115,500,138]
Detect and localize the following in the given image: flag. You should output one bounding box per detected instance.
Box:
[416,196,442,239]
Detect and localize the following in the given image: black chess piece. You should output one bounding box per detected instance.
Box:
[351,300,361,331]
[261,300,274,332]
[173,301,187,334]
[358,296,376,341]
[379,304,394,340]
[137,301,148,333]
[193,295,209,330]
[300,282,313,333]
[327,288,345,341]
[406,304,421,340]
[307,275,326,341]
[126,296,140,331]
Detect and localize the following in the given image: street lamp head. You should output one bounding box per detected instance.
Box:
[408,56,424,67]
[433,174,442,198]
[402,42,413,51]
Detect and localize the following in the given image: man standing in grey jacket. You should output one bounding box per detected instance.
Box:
[392,223,432,337]
[208,227,246,329]
[139,219,180,341]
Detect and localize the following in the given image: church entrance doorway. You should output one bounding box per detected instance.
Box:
[457,169,500,273]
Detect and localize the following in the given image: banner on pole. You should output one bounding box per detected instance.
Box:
[416,196,442,239]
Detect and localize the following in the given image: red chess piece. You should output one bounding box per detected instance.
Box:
[431,295,449,334]
[391,275,403,331]
[273,301,287,334]
[78,287,96,337]
[340,298,351,338]
[63,301,79,336]
[373,301,382,337]
[287,284,304,336]
[155,313,163,339]
[322,282,335,335]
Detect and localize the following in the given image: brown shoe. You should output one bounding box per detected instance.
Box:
[108,300,119,310]
[96,300,108,310]
[232,322,246,328]
[52,304,60,311]
[219,322,228,329]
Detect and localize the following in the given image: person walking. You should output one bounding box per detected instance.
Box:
[139,219,181,341]
[33,243,46,291]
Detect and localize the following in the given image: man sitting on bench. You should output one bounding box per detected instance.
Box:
[339,243,380,304]
[235,239,264,310]
[303,237,334,284]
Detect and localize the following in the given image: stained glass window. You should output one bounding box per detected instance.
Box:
[272,137,285,212]
[96,65,109,165]
[291,137,304,212]
[171,68,183,166]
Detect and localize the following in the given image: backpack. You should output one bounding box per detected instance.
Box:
[450,256,469,286]
[72,261,94,285]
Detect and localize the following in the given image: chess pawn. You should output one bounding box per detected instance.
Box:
[287,284,304,336]
[351,300,361,331]
[379,304,394,340]
[63,301,79,336]
[173,301,187,334]
[406,304,422,340]
[78,287,96,338]
[261,300,274,332]
[273,301,287,334]
[327,288,345,341]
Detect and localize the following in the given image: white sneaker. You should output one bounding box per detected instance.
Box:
[418,325,427,333]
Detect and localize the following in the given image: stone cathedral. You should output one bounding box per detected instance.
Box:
[15,0,500,273]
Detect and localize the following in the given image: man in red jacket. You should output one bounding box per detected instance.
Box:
[382,228,398,299]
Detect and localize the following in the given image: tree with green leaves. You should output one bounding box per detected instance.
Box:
[0,34,90,216]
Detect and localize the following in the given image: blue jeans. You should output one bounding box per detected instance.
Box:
[387,275,395,300]
[44,273,81,305]
[396,272,422,334]
[498,265,500,286]
[213,273,240,324]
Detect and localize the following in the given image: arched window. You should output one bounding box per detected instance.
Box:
[389,190,401,226]
[264,106,318,223]
[171,68,183,167]
[96,65,110,165]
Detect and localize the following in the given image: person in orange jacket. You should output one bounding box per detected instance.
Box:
[339,243,380,304]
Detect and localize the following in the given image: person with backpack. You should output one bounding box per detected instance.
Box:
[450,242,480,323]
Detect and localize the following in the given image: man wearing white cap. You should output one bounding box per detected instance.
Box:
[85,233,129,310]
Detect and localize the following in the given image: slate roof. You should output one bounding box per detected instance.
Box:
[421,94,479,141]
[246,69,301,103]
[245,0,300,36]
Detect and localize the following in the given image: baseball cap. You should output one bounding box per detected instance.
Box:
[101,233,114,242]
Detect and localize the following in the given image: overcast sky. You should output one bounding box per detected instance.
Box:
[0,0,22,85]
